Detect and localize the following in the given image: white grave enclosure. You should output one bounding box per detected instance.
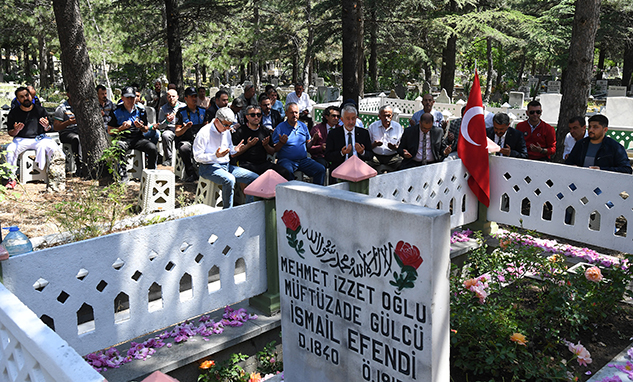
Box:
[276,183,450,382]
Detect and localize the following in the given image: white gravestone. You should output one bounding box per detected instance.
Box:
[435,88,451,104]
[608,86,627,97]
[316,77,325,87]
[276,183,450,382]
[596,80,608,94]
[508,91,524,108]
[547,81,561,94]
[538,93,562,125]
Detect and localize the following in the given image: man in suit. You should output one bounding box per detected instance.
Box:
[325,104,374,175]
[486,112,528,158]
[398,112,451,169]
[259,94,283,131]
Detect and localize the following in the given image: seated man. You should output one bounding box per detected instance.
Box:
[267,88,285,118]
[286,83,313,128]
[230,98,246,127]
[563,116,587,160]
[325,104,373,177]
[205,90,229,122]
[97,84,115,129]
[515,100,556,161]
[53,91,82,176]
[107,86,158,181]
[232,105,292,180]
[565,114,632,174]
[175,87,206,182]
[197,87,210,109]
[486,112,528,158]
[398,113,451,169]
[446,106,465,152]
[309,106,339,170]
[11,85,41,109]
[157,89,185,166]
[272,102,325,185]
[259,94,283,131]
[409,93,445,131]
[238,83,258,111]
[5,86,65,189]
[368,105,403,173]
[193,107,259,209]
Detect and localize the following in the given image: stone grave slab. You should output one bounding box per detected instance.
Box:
[508,91,524,108]
[316,77,325,87]
[608,86,627,97]
[604,96,633,127]
[394,84,407,99]
[596,80,608,94]
[276,183,450,382]
[538,93,562,124]
[435,88,451,104]
[547,81,561,94]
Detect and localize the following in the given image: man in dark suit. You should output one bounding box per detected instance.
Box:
[486,112,528,158]
[325,105,373,173]
[259,94,283,131]
[398,112,451,169]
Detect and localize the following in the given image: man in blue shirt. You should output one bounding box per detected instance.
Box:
[565,114,632,174]
[108,86,158,181]
[272,103,325,185]
[175,87,206,182]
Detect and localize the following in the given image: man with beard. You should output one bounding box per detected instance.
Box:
[5,87,65,189]
[157,89,185,166]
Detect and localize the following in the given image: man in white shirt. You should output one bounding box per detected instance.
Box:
[409,93,446,131]
[193,107,259,209]
[563,116,587,160]
[286,83,313,129]
[368,105,403,173]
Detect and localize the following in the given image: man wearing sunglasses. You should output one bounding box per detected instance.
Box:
[193,107,259,209]
[516,100,556,161]
[231,105,292,180]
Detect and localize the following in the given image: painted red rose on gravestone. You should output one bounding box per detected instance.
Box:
[282,210,305,258]
[391,240,423,293]
[281,210,301,231]
[395,241,423,269]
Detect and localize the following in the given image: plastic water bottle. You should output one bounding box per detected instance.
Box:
[2,226,33,256]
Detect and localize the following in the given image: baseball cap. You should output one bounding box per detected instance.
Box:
[184,87,197,97]
[216,107,235,123]
[122,86,136,98]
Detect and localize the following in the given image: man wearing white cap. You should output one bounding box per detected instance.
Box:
[193,107,259,208]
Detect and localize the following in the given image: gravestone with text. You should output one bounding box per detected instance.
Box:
[276,183,450,382]
[596,80,608,94]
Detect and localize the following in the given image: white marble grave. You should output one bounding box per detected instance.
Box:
[538,93,562,124]
[276,183,450,382]
[508,91,524,108]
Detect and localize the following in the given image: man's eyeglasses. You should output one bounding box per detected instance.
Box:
[220,121,232,128]
[329,114,341,118]
[247,113,262,117]
[528,110,542,115]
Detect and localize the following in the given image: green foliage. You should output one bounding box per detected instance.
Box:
[47,182,133,242]
[451,231,633,380]
[197,353,249,382]
[256,341,283,375]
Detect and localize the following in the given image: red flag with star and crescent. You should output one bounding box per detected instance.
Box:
[457,71,490,207]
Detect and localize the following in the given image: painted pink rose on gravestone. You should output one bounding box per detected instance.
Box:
[282,210,305,258]
[391,240,423,293]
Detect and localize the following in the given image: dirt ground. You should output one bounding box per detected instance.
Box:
[0,130,198,239]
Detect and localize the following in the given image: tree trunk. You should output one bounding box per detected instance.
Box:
[47,51,55,85]
[23,44,31,81]
[342,0,363,103]
[195,63,201,87]
[292,41,299,85]
[252,0,260,89]
[554,0,602,162]
[368,7,378,92]
[52,0,108,174]
[165,0,184,94]
[440,35,457,99]
[38,36,49,89]
[596,46,605,80]
[622,42,633,88]
[301,0,313,88]
[202,64,207,83]
[517,49,526,86]
[3,45,9,74]
[484,37,493,102]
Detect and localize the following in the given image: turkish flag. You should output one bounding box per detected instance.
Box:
[457,71,490,207]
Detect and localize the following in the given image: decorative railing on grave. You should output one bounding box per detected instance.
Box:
[488,156,633,254]
[607,128,633,151]
[367,159,478,229]
[0,283,105,382]
[1,202,267,356]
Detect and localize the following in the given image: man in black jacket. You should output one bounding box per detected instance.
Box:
[486,112,528,158]
[325,104,373,174]
[398,113,451,169]
[565,114,632,174]
[259,94,283,131]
